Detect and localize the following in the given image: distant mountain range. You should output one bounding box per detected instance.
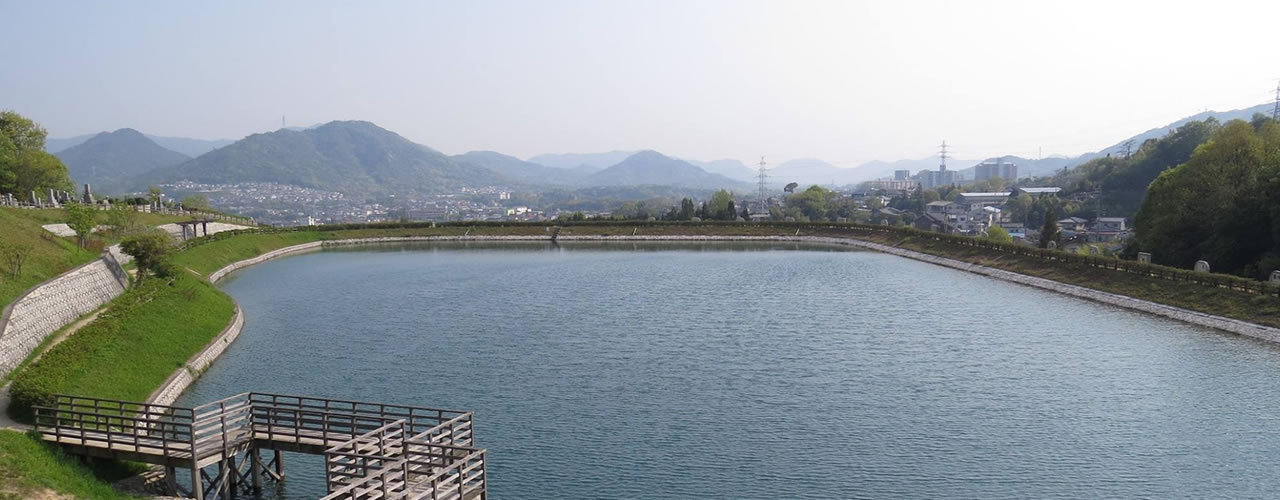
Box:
[584,151,750,190]
[1059,102,1275,170]
[135,121,504,195]
[46,132,232,157]
[48,101,1275,198]
[687,159,758,183]
[452,151,583,186]
[54,129,190,191]
[527,151,636,172]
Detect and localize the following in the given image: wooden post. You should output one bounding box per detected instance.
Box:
[164,465,177,496]
[274,449,284,479]
[251,448,263,493]
[191,461,205,500]
[225,455,236,500]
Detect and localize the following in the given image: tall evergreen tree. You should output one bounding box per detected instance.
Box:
[1039,207,1059,248]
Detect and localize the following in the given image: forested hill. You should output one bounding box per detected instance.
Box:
[55,128,189,191]
[137,121,505,195]
[1032,117,1221,218]
[584,151,751,190]
[1132,116,1280,279]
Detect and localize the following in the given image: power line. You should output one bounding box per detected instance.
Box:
[939,140,949,170]
[1273,80,1280,121]
[756,156,768,212]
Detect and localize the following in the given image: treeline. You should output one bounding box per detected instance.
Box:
[0,111,73,199]
[590,186,881,223]
[1133,116,1280,279]
[1036,118,1218,217]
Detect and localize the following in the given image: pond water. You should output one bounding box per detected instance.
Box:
[178,242,1280,499]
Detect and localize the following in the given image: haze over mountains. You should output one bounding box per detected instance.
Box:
[46,100,1277,198]
[137,121,504,195]
[54,129,190,191]
[46,133,232,157]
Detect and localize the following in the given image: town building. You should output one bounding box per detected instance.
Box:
[917,167,957,189]
[863,179,917,191]
[1014,186,1062,198]
[974,160,1019,182]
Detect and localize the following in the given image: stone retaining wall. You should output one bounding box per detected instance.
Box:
[206,241,324,283]
[0,257,127,380]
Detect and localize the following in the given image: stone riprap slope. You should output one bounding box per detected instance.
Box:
[0,259,126,379]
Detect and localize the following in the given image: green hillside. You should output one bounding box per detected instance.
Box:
[1032,118,1220,217]
[55,128,190,193]
[586,150,750,190]
[138,121,506,195]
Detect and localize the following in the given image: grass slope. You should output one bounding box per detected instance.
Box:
[0,207,198,309]
[8,273,235,421]
[0,430,137,500]
[0,208,97,309]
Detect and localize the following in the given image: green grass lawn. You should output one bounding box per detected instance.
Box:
[7,273,235,422]
[0,430,138,500]
[0,208,99,309]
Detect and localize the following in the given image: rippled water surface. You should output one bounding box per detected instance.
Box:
[178,242,1280,499]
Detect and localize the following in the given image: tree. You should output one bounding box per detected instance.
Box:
[104,204,141,234]
[120,230,174,282]
[182,194,209,211]
[726,200,737,220]
[1039,207,1059,248]
[64,202,98,248]
[784,182,799,194]
[787,185,836,221]
[678,198,695,220]
[740,204,750,220]
[0,111,70,197]
[1133,118,1280,277]
[985,226,1013,244]
[1005,193,1033,223]
[0,242,33,278]
[148,186,163,207]
[708,190,734,220]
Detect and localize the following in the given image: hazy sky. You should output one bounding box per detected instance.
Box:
[3,0,1278,165]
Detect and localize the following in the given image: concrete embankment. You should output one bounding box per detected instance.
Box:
[153,232,1280,404]
[230,235,1280,342]
[0,255,128,381]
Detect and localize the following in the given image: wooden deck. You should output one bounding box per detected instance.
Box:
[34,392,485,500]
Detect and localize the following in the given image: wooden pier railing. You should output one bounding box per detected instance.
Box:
[33,392,484,500]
